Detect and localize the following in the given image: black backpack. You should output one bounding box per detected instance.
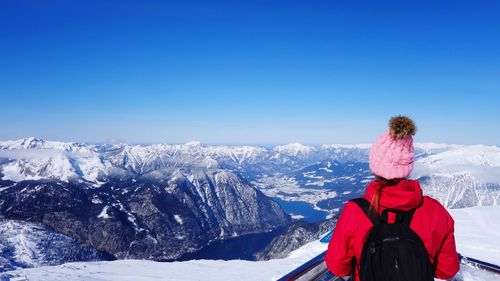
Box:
[350,198,434,281]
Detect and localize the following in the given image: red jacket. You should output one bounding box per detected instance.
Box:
[325,180,459,281]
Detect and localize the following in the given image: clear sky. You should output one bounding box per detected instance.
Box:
[1,0,499,145]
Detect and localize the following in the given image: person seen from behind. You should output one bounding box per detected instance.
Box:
[325,116,460,281]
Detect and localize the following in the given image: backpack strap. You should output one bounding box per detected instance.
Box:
[403,209,416,226]
[350,198,417,227]
[349,198,380,225]
[380,208,416,226]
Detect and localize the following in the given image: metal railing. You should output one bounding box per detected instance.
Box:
[459,254,500,275]
[277,251,338,281]
[277,251,500,281]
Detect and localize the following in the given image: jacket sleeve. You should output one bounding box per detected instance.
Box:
[325,202,355,277]
[434,214,460,280]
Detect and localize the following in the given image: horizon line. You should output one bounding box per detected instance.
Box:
[1,136,497,148]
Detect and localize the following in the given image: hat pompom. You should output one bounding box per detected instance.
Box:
[389,116,416,138]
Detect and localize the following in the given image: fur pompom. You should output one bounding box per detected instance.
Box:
[389,116,416,138]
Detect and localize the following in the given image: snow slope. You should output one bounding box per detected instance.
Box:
[0,219,108,272]
[413,145,500,184]
[451,205,500,265]
[2,206,499,281]
[412,145,500,209]
[0,240,327,281]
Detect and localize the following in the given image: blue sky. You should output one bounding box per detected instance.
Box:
[1,0,499,145]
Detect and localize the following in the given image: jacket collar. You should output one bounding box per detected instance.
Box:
[363,179,423,211]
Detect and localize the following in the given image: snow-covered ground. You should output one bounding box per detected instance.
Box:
[0,240,327,281]
[451,205,500,265]
[2,206,499,281]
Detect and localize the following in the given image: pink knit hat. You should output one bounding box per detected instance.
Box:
[369,116,417,180]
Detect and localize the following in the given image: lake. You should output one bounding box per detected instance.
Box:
[273,198,328,222]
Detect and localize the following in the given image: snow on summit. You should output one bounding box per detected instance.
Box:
[0,138,110,183]
[413,144,500,183]
[321,143,371,149]
[183,140,202,146]
[273,143,316,156]
[1,137,500,187]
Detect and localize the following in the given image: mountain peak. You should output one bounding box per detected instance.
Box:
[184,141,202,146]
[273,143,315,156]
[201,156,220,169]
[7,137,46,149]
[322,144,372,149]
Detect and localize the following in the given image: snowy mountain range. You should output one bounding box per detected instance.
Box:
[1,137,499,273]
[0,137,471,184]
[413,145,500,208]
[0,138,293,271]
